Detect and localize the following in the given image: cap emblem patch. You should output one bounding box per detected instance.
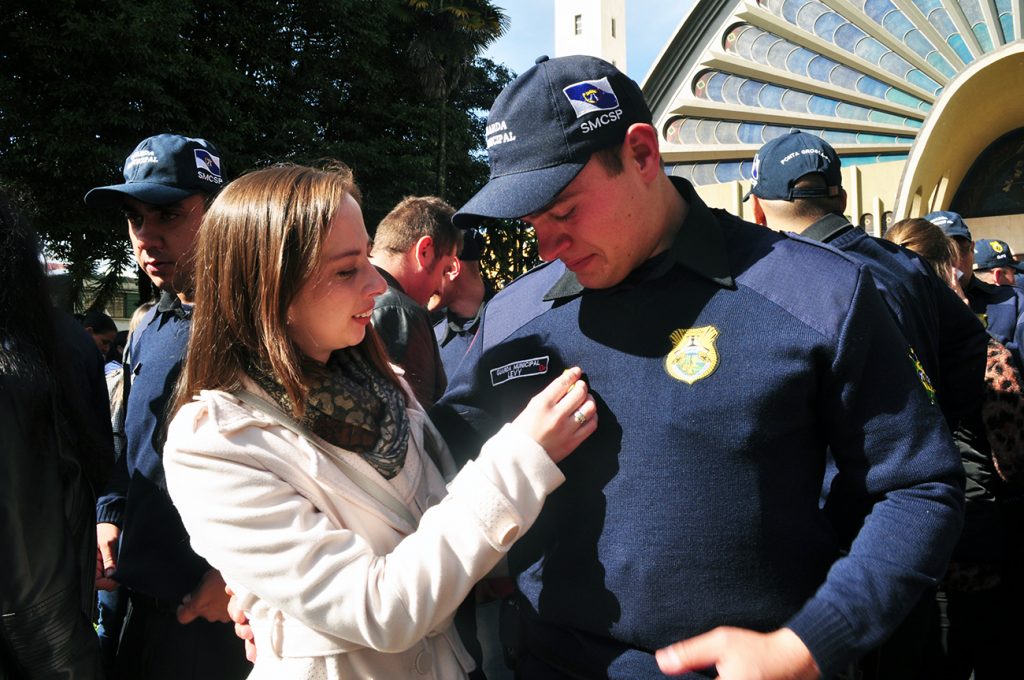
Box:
[563,77,619,118]
[991,240,1005,253]
[194,149,222,178]
[665,326,719,384]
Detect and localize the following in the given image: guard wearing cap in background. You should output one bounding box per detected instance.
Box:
[432,55,964,679]
[748,130,987,428]
[928,211,1024,371]
[85,134,251,679]
[433,228,490,377]
[973,238,1024,287]
[748,131,987,678]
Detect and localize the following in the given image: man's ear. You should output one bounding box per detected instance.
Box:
[414,235,435,269]
[623,123,661,182]
[838,187,848,214]
[996,267,1014,286]
[447,257,462,281]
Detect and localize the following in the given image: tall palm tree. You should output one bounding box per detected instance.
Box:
[405,0,509,198]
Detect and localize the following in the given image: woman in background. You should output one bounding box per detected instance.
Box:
[0,194,111,678]
[81,310,118,359]
[163,163,596,679]
[886,217,1024,679]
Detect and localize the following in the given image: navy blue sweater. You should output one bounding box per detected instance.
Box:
[96,295,209,600]
[965,275,1024,370]
[802,213,987,426]
[432,178,965,679]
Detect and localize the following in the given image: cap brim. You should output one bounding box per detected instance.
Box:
[84,182,195,209]
[453,162,586,229]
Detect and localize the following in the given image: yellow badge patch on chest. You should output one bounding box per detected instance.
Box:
[665,326,720,384]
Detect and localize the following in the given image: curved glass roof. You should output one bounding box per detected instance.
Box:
[649,0,1021,184]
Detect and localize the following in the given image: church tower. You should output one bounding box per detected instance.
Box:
[554,0,626,73]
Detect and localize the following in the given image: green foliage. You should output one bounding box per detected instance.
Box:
[479,220,541,291]
[0,0,513,310]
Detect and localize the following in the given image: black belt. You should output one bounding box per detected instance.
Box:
[128,591,181,616]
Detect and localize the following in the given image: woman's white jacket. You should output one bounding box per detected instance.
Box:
[163,386,564,679]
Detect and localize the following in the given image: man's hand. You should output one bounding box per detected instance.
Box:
[95,523,120,591]
[655,627,819,680]
[226,585,256,662]
[177,569,231,624]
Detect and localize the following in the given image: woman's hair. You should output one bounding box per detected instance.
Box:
[128,300,156,333]
[884,217,959,279]
[174,163,402,418]
[82,309,117,335]
[0,193,55,376]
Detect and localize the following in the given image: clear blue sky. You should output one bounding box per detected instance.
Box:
[483,1,694,83]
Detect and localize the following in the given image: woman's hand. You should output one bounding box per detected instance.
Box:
[513,366,597,463]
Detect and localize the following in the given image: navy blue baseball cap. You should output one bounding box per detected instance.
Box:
[924,211,972,241]
[973,238,1024,271]
[85,134,225,208]
[453,55,652,229]
[745,130,842,201]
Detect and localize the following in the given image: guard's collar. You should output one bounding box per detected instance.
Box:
[156,290,190,319]
[439,308,482,346]
[544,176,735,300]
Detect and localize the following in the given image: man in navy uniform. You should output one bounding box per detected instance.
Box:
[748,130,987,427]
[748,131,987,678]
[928,211,1024,370]
[432,55,965,679]
[972,237,1024,287]
[86,134,250,679]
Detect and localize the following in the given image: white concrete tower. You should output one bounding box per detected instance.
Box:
[554,0,626,73]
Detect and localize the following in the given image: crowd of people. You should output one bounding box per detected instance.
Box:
[1,54,1022,680]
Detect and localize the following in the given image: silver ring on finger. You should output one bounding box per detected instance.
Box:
[573,409,587,426]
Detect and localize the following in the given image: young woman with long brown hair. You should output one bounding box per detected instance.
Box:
[162,163,596,679]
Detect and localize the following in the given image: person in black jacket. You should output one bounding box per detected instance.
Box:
[369,195,462,409]
[0,194,113,678]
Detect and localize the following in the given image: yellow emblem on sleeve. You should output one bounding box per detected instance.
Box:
[665,326,720,384]
[908,346,937,405]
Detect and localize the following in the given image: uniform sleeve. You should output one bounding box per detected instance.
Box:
[784,268,966,676]
[1011,291,1024,371]
[163,406,564,654]
[95,452,128,526]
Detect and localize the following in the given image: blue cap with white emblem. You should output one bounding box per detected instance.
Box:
[85,133,225,208]
[453,55,652,229]
[744,130,842,202]
[925,210,972,241]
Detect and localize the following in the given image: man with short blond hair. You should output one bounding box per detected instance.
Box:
[370,195,461,408]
